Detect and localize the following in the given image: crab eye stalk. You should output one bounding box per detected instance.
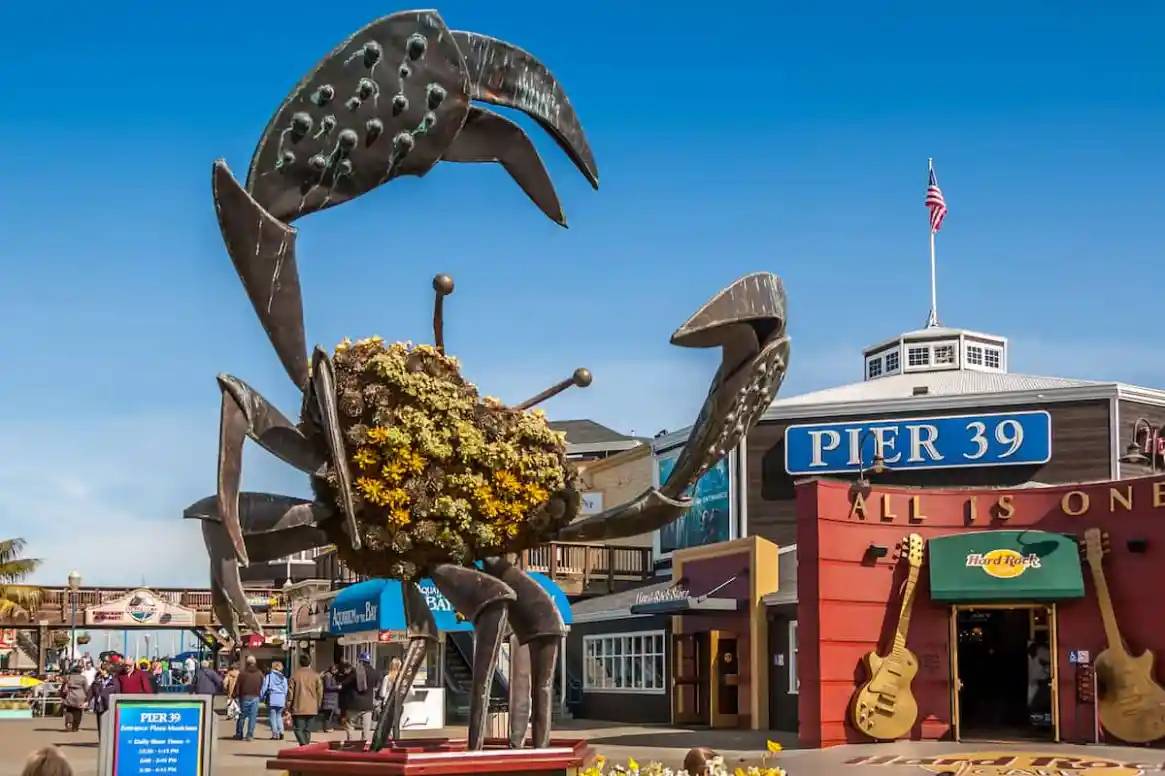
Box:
[432,274,455,354]
[515,367,593,410]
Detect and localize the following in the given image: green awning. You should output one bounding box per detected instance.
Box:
[928,530,1084,602]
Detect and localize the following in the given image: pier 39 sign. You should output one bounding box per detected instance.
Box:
[784,411,1051,475]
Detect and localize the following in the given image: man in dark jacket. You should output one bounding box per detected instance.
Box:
[339,653,381,743]
[189,660,224,696]
[231,655,265,741]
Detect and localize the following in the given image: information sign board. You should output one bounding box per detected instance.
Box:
[98,694,214,776]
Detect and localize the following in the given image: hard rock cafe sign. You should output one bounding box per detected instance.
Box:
[965,549,1042,579]
[845,751,1155,775]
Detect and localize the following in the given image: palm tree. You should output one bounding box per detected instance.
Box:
[0,538,42,618]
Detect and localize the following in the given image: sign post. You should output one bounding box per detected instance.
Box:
[98,693,215,776]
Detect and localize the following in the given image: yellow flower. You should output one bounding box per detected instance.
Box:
[766,739,783,753]
[736,769,748,776]
[627,756,639,771]
[355,477,388,505]
[367,426,393,444]
[352,447,379,469]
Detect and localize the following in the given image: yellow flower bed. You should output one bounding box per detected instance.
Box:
[581,754,787,776]
[317,338,576,579]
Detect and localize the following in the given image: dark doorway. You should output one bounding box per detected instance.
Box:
[956,607,1054,741]
[673,633,710,725]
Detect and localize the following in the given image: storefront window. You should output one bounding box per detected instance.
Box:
[583,631,666,694]
[788,621,799,695]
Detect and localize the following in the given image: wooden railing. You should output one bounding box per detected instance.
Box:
[315,542,654,595]
[520,542,653,593]
[16,586,290,627]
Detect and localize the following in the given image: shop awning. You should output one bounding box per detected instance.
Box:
[928,530,1085,602]
[329,573,572,636]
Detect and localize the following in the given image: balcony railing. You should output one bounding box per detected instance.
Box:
[519,542,653,593]
[315,541,653,595]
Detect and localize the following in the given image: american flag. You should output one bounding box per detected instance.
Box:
[925,167,948,232]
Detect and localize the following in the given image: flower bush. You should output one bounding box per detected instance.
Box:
[317,338,577,579]
[581,754,786,776]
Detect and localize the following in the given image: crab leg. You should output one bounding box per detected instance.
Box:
[308,348,361,550]
[188,493,335,641]
[443,106,566,226]
[429,564,517,750]
[212,161,308,388]
[371,581,438,751]
[216,374,324,565]
[483,559,565,748]
[453,31,599,189]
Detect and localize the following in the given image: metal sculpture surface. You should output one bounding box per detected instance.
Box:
[187,9,791,752]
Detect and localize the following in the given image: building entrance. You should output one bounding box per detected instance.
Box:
[952,605,1057,742]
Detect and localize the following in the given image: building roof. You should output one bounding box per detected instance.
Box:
[771,370,1102,409]
[549,419,638,445]
[863,325,1006,355]
[570,579,672,623]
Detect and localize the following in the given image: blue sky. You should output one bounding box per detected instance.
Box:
[2,2,1162,586]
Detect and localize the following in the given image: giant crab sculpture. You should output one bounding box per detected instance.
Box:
[184,9,790,752]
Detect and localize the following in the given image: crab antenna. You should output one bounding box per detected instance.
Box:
[515,368,592,410]
[433,274,455,354]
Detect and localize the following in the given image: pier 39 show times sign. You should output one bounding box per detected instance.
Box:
[98,694,214,776]
[784,411,1051,475]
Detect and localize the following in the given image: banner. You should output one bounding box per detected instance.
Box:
[85,590,196,628]
[656,453,731,555]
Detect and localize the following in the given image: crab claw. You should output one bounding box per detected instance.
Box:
[454,31,599,189]
[663,273,789,498]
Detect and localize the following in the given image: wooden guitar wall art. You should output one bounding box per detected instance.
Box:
[1081,527,1165,743]
[851,533,924,740]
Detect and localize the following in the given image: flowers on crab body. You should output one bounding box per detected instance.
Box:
[318,337,574,579]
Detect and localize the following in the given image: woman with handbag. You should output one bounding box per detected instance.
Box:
[260,662,289,740]
[87,663,117,738]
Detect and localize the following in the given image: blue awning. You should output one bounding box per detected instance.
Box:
[329,572,572,636]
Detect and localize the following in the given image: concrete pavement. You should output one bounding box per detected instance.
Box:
[4,713,1162,775]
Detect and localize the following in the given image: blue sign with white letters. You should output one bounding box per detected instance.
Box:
[784,411,1051,475]
[107,698,209,776]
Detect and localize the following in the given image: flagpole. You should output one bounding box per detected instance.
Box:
[927,157,938,328]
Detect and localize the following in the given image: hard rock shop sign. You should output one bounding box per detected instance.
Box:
[845,751,1159,775]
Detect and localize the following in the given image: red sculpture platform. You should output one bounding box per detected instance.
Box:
[267,737,594,775]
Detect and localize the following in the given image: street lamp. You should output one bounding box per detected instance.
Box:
[66,570,81,664]
[854,429,888,491]
[1119,418,1160,473]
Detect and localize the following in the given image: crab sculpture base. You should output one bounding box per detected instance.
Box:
[267,737,593,776]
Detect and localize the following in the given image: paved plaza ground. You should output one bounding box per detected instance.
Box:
[4,713,1164,774]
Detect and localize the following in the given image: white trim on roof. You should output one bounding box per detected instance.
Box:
[653,381,1165,449]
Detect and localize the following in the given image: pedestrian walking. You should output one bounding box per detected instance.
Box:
[339,653,381,743]
[183,655,198,684]
[189,660,224,696]
[288,654,323,745]
[231,656,264,741]
[80,660,96,690]
[320,665,340,732]
[21,746,73,776]
[88,663,117,738]
[223,663,241,719]
[261,661,289,740]
[60,665,88,733]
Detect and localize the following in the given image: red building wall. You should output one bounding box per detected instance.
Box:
[796,474,1165,748]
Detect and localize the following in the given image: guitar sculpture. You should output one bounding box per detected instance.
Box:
[1081,527,1165,743]
[851,533,924,740]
